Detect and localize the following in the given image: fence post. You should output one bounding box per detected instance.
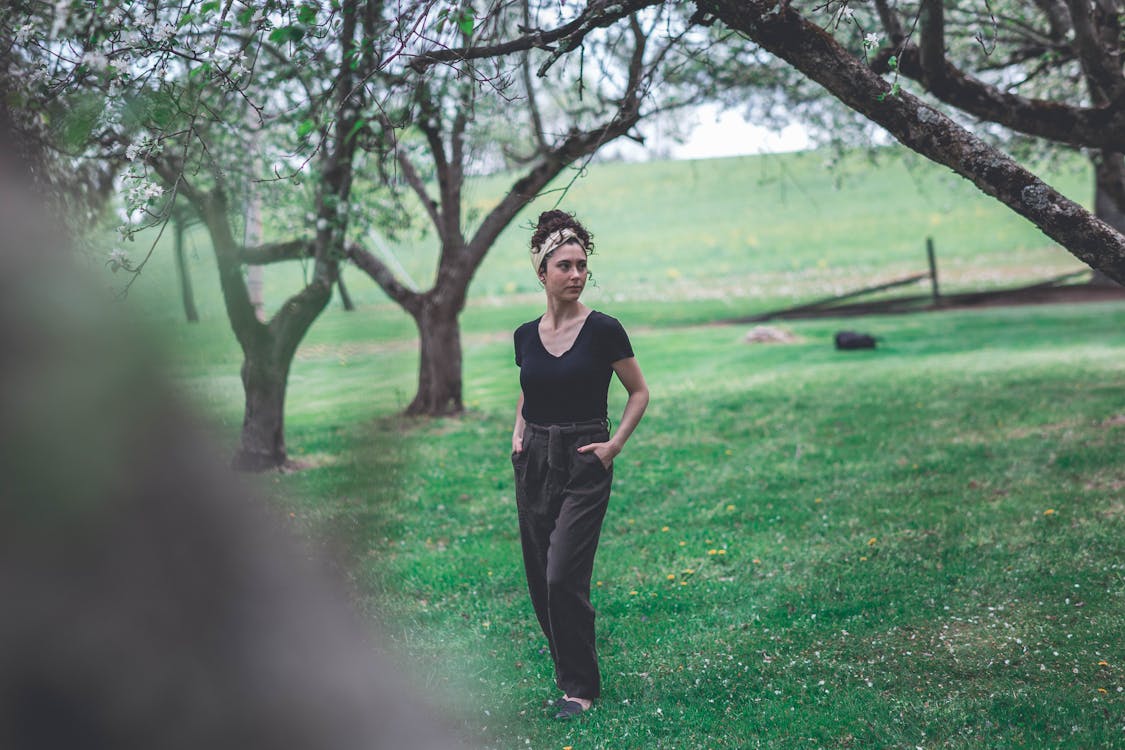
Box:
[926,236,941,305]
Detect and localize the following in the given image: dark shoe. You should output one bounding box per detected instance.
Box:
[553,699,588,720]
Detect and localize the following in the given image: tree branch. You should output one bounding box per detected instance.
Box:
[918,0,946,83]
[1064,0,1125,103]
[241,239,314,265]
[869,42,1125,151]
[406,0,655,72]
[395,146,442,228]
[698,0,1125,283]
[346,241,422,313]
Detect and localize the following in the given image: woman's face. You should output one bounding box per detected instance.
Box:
[539,242,588,301]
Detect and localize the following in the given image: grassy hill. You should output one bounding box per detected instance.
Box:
[125,146,1092,336]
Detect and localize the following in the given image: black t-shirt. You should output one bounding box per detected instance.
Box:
[514,311,634,425]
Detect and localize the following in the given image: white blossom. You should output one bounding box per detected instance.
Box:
[82,51,108,71]
[126,180,164,206]
[15,23,34,45]
[125,142,141,161]
[107,247,130,273]
[153,22,176,42]
[863,32,881,50]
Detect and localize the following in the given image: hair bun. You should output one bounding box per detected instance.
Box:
[536,209,571,231]
[530,210,594,257]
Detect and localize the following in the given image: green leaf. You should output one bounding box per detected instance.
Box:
[346,118,366,141]
[268,25,305,45]
[455,9,474,36]
[200,0,220,14]
[176,11,195,27]
[236,6,255,24]
[297,4,317,25]
[297,119,317,139]
[188,61,212,79]
[53,92,104,149]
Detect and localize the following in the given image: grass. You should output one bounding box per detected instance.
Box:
[119,147,1125,747]
[264,302,1125,749]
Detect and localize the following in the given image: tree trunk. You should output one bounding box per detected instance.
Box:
[1091,150,1125,286]
[406,299,463,416]
[173,216,199,323]
[231,349,290,471]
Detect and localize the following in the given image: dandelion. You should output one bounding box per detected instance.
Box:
[860,556,868,561]
[667,574,675,581]
[726,504,735,511]
[868,537,877,546]
[752,558,761,564]
[1098,660,1109,667]
[596,580,603,587]
[814,497,822,504]
[1098,688,1108,694]
[717,549,726,555]
[708,549,718,556]
[629,590,638,596]
[661,526,669,532]
[1044,508,1056,516]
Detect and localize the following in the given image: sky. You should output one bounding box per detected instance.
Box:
[603,103,812,162]
[668,105,812,160]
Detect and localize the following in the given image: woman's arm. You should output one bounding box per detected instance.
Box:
[578,356,649,468]
[512,390,527,454]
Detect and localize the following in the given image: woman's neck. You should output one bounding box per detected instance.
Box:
[542,299,589,329]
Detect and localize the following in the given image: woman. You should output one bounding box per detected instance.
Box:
[511,210,649,720]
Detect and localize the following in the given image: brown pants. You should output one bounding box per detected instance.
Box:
[512,419,613,700]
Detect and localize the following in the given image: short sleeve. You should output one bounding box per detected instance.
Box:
[598,314,634,363]
[513,327,523,367]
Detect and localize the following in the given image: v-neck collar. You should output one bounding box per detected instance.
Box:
[537,311,595,359]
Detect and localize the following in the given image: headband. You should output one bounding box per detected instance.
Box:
[530,228,586,275]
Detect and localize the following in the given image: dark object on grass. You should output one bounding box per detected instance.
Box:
[835,331,878,350]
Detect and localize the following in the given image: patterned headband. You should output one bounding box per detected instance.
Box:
[530,228,586,275]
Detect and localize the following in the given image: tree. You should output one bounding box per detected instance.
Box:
[441,0,1125,284]
[864,0,1125,284]
[4,0,466,468]
[347,3,698,415]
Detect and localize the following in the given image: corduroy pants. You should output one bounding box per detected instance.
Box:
[512,419,613,701]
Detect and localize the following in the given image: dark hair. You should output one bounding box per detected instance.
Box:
[530,210,595,273]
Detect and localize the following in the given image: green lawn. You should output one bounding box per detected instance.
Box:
[265,302,1125,749]
[121,148,1123,747]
